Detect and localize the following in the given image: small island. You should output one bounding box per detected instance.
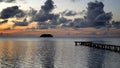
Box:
[40,34,53,37]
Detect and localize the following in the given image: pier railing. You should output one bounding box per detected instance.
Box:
[75,41,120,52]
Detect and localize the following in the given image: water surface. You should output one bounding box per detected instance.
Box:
[0,38,120,68]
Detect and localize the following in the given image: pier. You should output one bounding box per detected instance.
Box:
[75,41,120,52]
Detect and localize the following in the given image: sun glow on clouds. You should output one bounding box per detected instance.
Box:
[13,22,38,29]
[0,21,14,29]
[0,16,38,30]
[0,27,119,37]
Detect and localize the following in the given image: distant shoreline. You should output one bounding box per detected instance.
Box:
[0,35,120,38]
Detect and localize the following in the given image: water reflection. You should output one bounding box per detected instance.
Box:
[0,41,27,68]
[0,39,56,68]
[87,41,106,68]
[87,48,105,68]
[39,39,56,68]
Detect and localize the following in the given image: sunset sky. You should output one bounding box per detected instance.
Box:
[0,0,120,37]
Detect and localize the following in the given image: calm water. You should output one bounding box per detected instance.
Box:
[0,38,120,68]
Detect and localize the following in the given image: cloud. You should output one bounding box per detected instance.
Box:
[58,17,70,23]
[73,18,86,28]
[57,1,113,29]
[0,20,8,24]
[41,0,54,13]
[58,1,113,29]
[33,0,59,23]
[0,0,26,3]
[0,0,15,3]
[94,12,112,26]
[71,0,105,2]
[13,18,28,26]
[0,0,119,30]
[99,0,105,2]
[0,6,25,19]
[58,18,87,28]
[55,17,73,28]
[79,10,86,15]
[3,27,11,30]
[34,13,59,22]
[71,0,81,2]
[61,10,78,16]
[85,1,112,27]
[112,21,120,28]
[14,21,28,26]
[60,10,86,16]
[28,7,37,17]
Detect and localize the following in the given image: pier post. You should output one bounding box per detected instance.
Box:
[75,42,78,46]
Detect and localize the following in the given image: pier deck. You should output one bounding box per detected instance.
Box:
[75,41,120,52]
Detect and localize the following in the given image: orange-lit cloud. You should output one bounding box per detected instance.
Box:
[0,21,14,29]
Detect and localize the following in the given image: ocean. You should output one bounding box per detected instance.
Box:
[0,38,120,68]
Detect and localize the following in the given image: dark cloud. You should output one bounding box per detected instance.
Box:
[73,18,86,28]
[79,10,86,15]
[58,18,87,28]
[0,6,25,19]
[56,17,73,28]
[56,1,113,29]
[16,11,26,18]
[61,10,78,16]
[14,22,28,26]
[33,0,59,23]
[58,17,69,23]
[71,0,81,2]
[0,0,15,3]
[0,0,117,30]
[112,21,120,28]
[99,0,105,2]
[57,1,113,29]
[85,1,112,27]
[3,27,11,30]
[94,12,112,26]
[41,0,54,13]
[60,10,86,16]
[36,16,73,29]
[28,7,37,16]
[0,0,25,3]
[14,18,28,26]
[71,0,105,2]
[0,20,8,24]
[34,13,59,22]
[35,0,114,29]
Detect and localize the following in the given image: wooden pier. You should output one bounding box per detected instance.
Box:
[75,41,120,52]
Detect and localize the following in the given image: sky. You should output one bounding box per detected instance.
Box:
[0,0,120,37]
[0,0,120,20]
